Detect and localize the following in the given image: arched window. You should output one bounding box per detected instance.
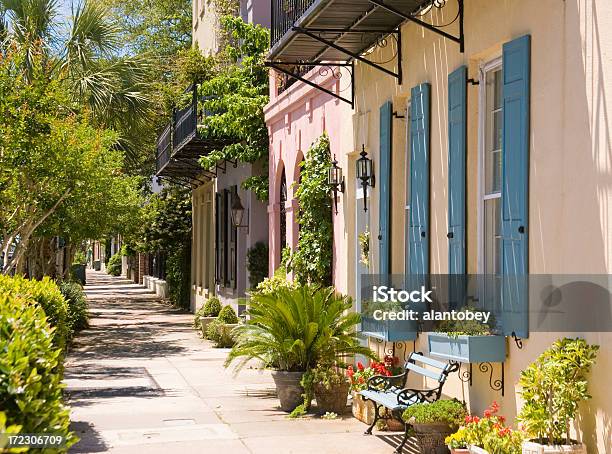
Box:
[279,168,287,253]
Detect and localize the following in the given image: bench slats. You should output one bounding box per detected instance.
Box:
[405,362,444,382]
[409,353,448,370]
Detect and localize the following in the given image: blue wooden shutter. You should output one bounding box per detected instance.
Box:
[448,66,467,275]
[408,83,431,276]
[501,35,530,337]
[379,101,392,275]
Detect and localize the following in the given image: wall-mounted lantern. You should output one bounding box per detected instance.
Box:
[328,154,345,214]
[356,145,375,212]
[231,193,249,233]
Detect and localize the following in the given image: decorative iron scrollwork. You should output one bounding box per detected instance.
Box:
[451,361,504,396]
[511,331,524,349]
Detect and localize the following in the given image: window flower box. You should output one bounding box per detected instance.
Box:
[360,316,418,342]
[427,333,506,363]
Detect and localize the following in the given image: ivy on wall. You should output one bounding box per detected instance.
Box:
[288,134,333,286]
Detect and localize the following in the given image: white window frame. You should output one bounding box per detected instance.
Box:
[477,56,503,274]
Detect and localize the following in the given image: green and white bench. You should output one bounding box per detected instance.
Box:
[360,352,459,454]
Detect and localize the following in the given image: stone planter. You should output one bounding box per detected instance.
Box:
[199,316,217,336]
[352,391,375,424]
[412,423,453,453]
[314,381,350,414]
[155,279,169,298]
[271,371,304,412]
[428,333,506,363]
[522,441,587,454]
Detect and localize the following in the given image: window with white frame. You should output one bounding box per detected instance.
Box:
[480,60,503,276]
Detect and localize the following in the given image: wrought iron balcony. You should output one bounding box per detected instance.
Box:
[155,86,232,187]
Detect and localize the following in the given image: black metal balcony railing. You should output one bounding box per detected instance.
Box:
[156,123,172,175]
[173,101,197,150]
[271,0,316,47]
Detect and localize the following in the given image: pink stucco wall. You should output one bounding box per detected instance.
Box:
[264,69,351,293]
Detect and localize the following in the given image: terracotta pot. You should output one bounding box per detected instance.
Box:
[450,449,470,454]
[271,371,304,412]
[522,440,587,454]
[314,381,350,414]
[351,391,375,424]
[412,423,453,453]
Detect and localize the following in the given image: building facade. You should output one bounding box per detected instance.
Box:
[266,0,612,451]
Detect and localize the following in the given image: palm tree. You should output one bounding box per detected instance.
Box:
[0,0,153,165]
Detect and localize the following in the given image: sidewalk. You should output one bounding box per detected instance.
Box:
[65,270,418,453]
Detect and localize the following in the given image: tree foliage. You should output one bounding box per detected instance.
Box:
[0,48,141,274]
[196,17,269,189]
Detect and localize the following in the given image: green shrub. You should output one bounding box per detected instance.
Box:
[0,293,76,449]
[206,319,236,348]
[252,272,297,296]
[246,242,268,288]
[59,281,89,333]
[73,250,87,265]
[0,275,70,349]
[218,305,239,324]
[203,296,222,317]
[402,399,467,428]
[166,245,190,309]
[106,253,122,276]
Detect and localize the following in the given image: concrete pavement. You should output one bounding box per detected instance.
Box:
[65,270,419,453]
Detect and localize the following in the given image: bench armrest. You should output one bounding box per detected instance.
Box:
[396,387,440,406]
[366,372,407,391]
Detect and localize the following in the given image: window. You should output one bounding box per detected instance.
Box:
[480,60,503,276]
[279,168,287,256]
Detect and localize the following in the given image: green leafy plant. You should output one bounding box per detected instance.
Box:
[166,245,191,309]
[206,319,236,348]
[0,293,77,448]
[242,175,269,202]
[59,281,89,334]
[435,306,494,337]
[0,275,70,349]
[218,305,239,324]
[73,251,87,265]
[358,229,370,268]
[288,134,333,286]
[446,402,524,454]
[226,285,375,372]
[403,399,467,428]
[252,270,297,296]
[517,337,599,445]
[203,297,223,317]
[0,411,23,452]
[107,253,122,276]
[246,242,269,288]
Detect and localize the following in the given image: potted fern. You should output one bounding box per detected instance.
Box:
[518,338,599,454]
[225,285,374,412]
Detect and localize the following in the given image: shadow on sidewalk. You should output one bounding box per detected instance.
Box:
[70,421,109,453]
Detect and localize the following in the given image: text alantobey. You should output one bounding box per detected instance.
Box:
[369,285,491,324]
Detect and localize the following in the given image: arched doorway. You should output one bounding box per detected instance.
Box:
[279,168,287,257]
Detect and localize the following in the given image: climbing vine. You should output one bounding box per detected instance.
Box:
[288,134,333,286]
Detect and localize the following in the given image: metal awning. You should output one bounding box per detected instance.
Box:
[267,0,464,107]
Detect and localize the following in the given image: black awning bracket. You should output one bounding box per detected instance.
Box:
[368,0,465,53]
[292,26,402,83]
[266,61,355,108]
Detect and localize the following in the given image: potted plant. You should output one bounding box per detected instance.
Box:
[205,305,239,348]
[194,296,222,335]
[446,402,524,454]
[518,338,598,454]
[427,307,506,363]
[225,285,374,413]
[304,364,350,414]
[402,399,467,453]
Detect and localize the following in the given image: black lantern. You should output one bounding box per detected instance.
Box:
[356,145,375,212]
[328,154,345,214]
[231,193,249,232]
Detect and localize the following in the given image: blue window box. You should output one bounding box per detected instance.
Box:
[427,333,506,363]
[360,316,418,342]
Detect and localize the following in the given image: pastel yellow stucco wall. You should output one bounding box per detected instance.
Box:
[348,1,612,452]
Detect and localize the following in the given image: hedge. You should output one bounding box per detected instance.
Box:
[0,293,76,450]
[59,281,89,334]
[106,253,122,276]
[0,275,70,349]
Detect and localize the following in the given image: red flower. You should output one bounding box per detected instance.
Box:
[472,416,480,423]
[484,409,492,418]
[465,415,473,424]
[357,362,364,371]
[358,377,365,384]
